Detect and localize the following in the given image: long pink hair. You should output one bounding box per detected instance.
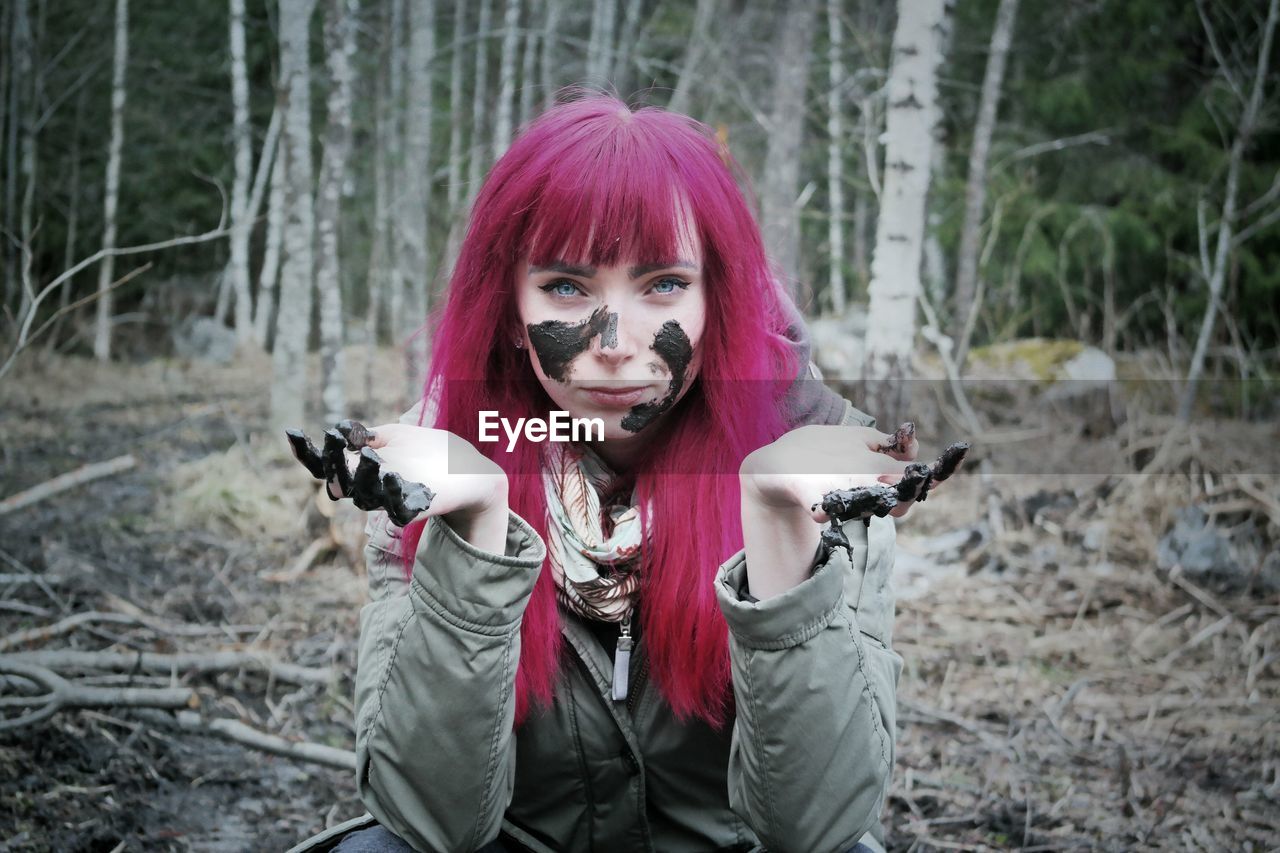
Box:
[397,90,802,727]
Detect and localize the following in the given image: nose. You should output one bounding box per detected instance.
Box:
[591,309,640,366]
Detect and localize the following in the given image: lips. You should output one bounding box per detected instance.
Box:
[582,386,650,408]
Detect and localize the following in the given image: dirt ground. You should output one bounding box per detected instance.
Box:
[0,346,1276,852]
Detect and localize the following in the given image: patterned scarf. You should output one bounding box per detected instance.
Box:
[542,441,649,623]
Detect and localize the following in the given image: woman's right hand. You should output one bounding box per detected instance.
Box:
[288,422,510,553]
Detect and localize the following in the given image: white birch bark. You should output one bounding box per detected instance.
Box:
[402,0,436,398]
[952,0,1019,370]
[1179,0,1278,421]
[385,0,406,355]
[825,0,847,316]
[493,0,521,157]
[519,0,540,126]
[228,0,254,345]
[611,0,643,94]
[760,0,819,295]
[3,0,25,305]
[465,0,493,211]
[443,0,468,273]
[540,0,563,106]
[93,0,128,362]
[863,0,949,410]
[254,131,286,348]
[269,0,317,431]
[667,0,717,115]
[317,0,359,423]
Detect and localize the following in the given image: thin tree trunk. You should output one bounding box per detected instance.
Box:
[3,0,25,308]
[46,86,87,353]
[317,0,359,423]
[269,0,317,431]
[667,0,716,115]
[18,0,44,327]
[760,0,819,297]
[493,0,521,157]
[852,190,869,295]
[1179,0,1278,421]
[93,0,128,362]
[228,0,254,345]
[443,0,468,274]
[612,0,643,95]
[862,0,949,419]
[254,131,286,348]
[952,0,1019,371]
[385,0,406,381]
[518,0,539,126]
[402,0,436,399]
[540,0,563,107]
[465,0,493,212]
[825,0,847,317]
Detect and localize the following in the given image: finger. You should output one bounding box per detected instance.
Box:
[285,429,326,479]
[930,441,970,482]
[323,429,355,499]
[349,447,384,511]
[872,421,917,459]
[875,459,911,485]
[336,419,377,450]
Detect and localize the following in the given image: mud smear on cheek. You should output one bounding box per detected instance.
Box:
[527,306,619,381]
[621,320,693,433]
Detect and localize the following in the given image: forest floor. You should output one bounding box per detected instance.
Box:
[0,346,1276,852]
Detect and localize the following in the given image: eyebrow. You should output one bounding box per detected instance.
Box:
[529,259,699,279]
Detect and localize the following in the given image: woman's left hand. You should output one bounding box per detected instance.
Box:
[738,424,931,599]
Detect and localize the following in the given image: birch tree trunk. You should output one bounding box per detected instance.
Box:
[3,0,26,307]
[519,0,539,127]
[93,0,128,362]
[667,0,717,115]
[612,0,644,95]
[952,0,1019,371]
[228,0,254,345]
[540,0,563,107]
[254,132,286,348]
[760,0,819,297]
[1179,0,1278,421]
[269,0,317,431]
[862,0,949,418]
[493,0,521,157]
[385,0,406,372]
[585,0,615,87]
[317,0,359,423]
[825,0,847,317]
[443,0,468,273]
[402,0,436,398]
[465,0,493,211]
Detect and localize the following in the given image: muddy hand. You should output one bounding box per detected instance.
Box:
[285,419,436,527]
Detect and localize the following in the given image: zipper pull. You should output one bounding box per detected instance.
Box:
[612,612,633,701]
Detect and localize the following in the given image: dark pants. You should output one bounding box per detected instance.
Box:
[333,824,874,853]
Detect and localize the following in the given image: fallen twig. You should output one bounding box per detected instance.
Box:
[4,649,334,685]
[0,658,196,732]
[0,454,137,517]
[130,707,355,771]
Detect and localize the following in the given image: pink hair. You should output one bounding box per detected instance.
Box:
[397,90,801,727]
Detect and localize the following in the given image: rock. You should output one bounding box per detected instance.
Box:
[809,310,868,381]
[172,316,238,365]
[1156,505,1243,591]
[1082,520,1108,552]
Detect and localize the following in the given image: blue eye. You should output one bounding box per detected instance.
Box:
[539,279,583,298]
[651,277,690,295]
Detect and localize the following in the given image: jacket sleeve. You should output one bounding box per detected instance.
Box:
[715,513,903,853]
[354,507,546,852]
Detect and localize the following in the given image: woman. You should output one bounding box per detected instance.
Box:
[289,92,933,853]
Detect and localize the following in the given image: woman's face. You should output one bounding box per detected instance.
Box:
[515,214,707,450]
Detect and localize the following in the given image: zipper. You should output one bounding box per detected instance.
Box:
[611,611,633,701]
[626,652,649,715]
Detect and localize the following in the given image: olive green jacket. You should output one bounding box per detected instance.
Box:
[325,398,902,853]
